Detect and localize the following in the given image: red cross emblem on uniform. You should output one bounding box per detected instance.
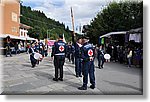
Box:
[59,46,64,52]
[88,49,93,57]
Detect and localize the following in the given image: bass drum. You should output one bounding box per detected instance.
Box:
[104,54,111,60]
[34,53,42,60]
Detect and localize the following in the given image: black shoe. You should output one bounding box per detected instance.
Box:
[90,85,95,89]
[53,78,58,81]
[58,78,63,81]
[32,65,35,68]
[37,61,39,65]
[98,66,101,69]
[78,86,87,90]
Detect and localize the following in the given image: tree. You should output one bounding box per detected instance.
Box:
[87,1,143,44]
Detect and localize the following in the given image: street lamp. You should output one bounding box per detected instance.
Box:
[47,28,55,40]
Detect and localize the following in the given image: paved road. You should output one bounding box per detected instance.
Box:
[1,53,102,95]
[0,53,142,95]
[94,60,142,95]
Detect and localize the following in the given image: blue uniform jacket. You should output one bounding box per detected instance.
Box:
[81,42,95,62]
[67,45,75,54]
[74,43,82,58]
[51,40,67,57]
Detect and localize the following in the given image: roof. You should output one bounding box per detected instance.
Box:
[100,31,127,38]
[20,23,32,29]
[99,27,143,38]
[128,27,143,34]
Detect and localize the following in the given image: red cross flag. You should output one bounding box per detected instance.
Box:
[88,49,93,57]
[59,46,65,52]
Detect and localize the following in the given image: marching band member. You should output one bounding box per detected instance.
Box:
[51,35,67,81]
[29,43,37,68]
[78,36,96,90]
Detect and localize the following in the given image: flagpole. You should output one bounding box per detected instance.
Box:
[71,7,75,43]
[80,23,82,35]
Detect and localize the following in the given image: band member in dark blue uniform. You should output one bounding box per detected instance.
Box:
[73,37,83,77]
[5,36,12,57]
[51,35,67,81]
[71,45,75,64]
[67,43,75,64]
[38,39,44,57]
[78,36,96,90]
[29,43,37,68]
[67,43,71,62]
[35,42,39,52]
[97,45,105,69]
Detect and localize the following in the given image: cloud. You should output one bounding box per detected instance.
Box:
[22,0,121,31]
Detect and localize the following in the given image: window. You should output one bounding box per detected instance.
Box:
[24,32,26,37]
[12,12,18,22]
[20,31,23,36]
[12,27,17,33]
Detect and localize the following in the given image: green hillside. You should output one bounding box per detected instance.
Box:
[20,5,72,42]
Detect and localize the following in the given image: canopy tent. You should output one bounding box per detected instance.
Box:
[0,34,36,41]
[127,27,143,43]
[100,31,127,38]
[128,27,143,34]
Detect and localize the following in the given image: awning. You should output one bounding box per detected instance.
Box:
[20,23,32,30]
[100,31,127,38]
[0,34,25,40]
[0,34,36,41]
[26,37,36,41]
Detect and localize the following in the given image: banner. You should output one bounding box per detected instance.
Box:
[101,38,105,45]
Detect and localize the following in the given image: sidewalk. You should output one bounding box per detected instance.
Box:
[1,53,102,95]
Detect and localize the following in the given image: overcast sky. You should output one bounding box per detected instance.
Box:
[21,0,122,32]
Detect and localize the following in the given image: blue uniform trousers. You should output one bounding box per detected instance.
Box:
[30,54,37,66]
[82,61,95,88]
[98,55,105,68]
[54,56,65,79]
[75,57,82,76]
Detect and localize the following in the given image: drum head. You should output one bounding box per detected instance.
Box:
[104,54,111,60]
[34,53,40,60]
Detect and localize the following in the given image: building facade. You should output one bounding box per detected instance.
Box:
[20,23,32,39]
[0,0,20,36]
